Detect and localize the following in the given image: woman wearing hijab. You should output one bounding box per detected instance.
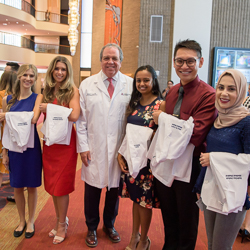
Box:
[194,69,250,250]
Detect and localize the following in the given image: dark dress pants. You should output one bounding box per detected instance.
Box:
[84,182,119,230]
[155,156,201,250]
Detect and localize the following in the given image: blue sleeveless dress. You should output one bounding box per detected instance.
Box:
[7,93,42,188]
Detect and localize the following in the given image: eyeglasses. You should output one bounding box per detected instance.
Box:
[174,58,198,67]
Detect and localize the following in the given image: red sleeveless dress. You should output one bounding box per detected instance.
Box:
[43,98,77,196]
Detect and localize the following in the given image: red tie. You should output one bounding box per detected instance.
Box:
[107,78,114,99]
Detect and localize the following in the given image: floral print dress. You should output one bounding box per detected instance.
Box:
[119,97,162,209]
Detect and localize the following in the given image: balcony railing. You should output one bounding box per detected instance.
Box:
[0,0,68,24]
[0,31,34,50]
[0,31,70,55]
[36,11,68,24]
[0,0,35,17]
[35,43,70,55]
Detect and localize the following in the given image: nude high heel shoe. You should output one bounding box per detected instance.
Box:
[53,219,69,245]
[125,233,140,250]
[49,216,68,238]
[137,237,151,250]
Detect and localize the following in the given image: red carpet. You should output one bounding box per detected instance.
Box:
[6,168,248,249]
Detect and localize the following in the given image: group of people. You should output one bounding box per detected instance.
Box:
[0,39,249,250]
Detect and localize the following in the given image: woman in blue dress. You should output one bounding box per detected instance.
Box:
[1,64,43,239]
[118,65,164,250]
[194,69,250,249]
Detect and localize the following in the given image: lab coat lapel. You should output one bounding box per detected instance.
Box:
[95,72,109,98]
[112,71,126,100]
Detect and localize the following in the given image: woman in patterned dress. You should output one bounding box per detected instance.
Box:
[118,65,165,250]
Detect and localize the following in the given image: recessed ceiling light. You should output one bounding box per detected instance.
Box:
[22,24,24,26]
[16,22,18,24]
[26,29,27,31]
[6,19,8,21]
[3,23,7,25]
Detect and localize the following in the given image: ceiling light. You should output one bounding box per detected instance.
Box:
[16,22,18,24]
[3,23,7,25]
[22,24,24,26]
[6,19,8,21]
[68,0,80,56]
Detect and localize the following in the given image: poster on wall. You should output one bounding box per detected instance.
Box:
[212,47,250,89]
[104,0,123,45]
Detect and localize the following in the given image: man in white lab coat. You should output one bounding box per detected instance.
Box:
[77,43,133,248]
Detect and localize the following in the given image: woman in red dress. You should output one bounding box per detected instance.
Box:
[39,56,80,244]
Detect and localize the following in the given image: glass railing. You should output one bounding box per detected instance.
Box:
[0,0,68,24]
[0,31,34,50]
[0,0,35,17]
[0,0,21,10]
[35,43,70,55]
[0,32,70,55]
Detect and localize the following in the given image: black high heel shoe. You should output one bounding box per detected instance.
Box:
[241,229,250,243]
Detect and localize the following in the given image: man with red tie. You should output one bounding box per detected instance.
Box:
[77,43,133,247]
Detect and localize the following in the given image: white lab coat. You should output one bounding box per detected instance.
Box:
[201,152,250,215]
[147,112,195,186]
[118,123,153,178]
[2,111,34,152]
[76,70,133,189]
[40,103,73,146]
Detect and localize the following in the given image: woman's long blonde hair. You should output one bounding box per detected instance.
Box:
[43,56,74,105]
[7,64,37,111]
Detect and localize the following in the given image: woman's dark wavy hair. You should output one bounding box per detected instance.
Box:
[126,65,162,116]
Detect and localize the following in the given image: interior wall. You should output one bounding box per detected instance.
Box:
[171,0,213,86]
[120,0,141,76]
[208,0,250,85]
[72,0,81,87]
[91,0,106,74]
[138,0,173,91]
[91,0,140,76]
[48,0,60,14]
[35,0,47,11]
